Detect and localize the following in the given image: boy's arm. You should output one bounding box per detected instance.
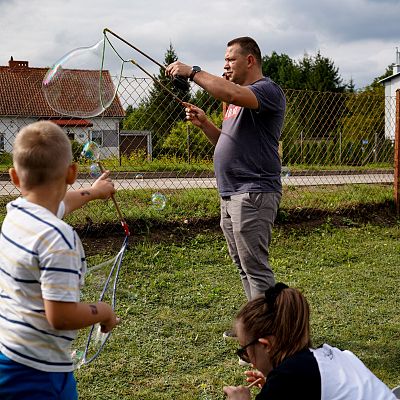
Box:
[63,171,116,216]
[44,299,119,333]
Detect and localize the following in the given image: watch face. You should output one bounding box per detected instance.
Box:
[190,66,201,81]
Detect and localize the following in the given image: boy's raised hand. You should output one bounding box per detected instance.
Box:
[90,170,116,200]
[63,170,116,216]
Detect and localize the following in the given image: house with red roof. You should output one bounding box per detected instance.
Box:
[0,57,125,157]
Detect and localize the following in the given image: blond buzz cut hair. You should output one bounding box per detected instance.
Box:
[13,121,73,189]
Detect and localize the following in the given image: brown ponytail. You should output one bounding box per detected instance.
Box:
[236,284,312,368]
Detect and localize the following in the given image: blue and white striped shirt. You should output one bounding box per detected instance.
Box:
[0,197,86,372]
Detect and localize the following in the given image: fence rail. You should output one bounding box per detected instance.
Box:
[0,74,397,226]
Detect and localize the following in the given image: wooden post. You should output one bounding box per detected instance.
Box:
[394,89,400,215]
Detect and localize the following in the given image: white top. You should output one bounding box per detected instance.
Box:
[0,198,86,372]
[312,344,396,400]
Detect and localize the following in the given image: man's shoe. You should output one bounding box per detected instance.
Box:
[223,330,238,340]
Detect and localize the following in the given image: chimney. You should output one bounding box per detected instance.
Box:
[8,57,29,69]
[394,47,400,75]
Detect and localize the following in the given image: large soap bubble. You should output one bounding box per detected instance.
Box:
[42,36,124,118]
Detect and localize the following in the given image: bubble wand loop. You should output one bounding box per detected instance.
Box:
[104,28,164,70]
[103,28,190,92]
[97,162,130,237]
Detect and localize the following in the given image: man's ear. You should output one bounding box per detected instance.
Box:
[9,168,20,188]
[66,163,78,184]
[247,54,256,68]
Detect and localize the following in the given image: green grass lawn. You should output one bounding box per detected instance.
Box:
[75,219,400,399]
[0,183,398,398]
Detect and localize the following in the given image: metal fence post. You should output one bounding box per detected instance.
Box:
[394,89,400,215]
[339,124,342,165]
[186,123,190,163]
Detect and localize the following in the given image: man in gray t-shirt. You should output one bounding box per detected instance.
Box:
[215,76,285,196]
[166,36,286,339]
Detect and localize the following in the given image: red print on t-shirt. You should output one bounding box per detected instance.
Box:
[224,105,241,120]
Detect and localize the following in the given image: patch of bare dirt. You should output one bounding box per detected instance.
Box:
[78,201,399,256]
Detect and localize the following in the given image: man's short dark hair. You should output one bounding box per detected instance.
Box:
[227,37,262,65]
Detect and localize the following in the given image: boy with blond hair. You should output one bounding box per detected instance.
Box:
[0,121,119,399]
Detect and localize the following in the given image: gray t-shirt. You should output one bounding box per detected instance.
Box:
[214,77,286,196]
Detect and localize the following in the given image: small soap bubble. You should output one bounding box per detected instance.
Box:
[71,349,84,368]
[89,163,101,178]
[151,193,167,210]
[82,141,100,161]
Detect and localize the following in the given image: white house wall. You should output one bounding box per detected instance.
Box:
[0,117,120,158]
[0,117,37,152]
[383,77,400,141]
[90,118,120,159]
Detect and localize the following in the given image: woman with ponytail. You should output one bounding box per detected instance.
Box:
[223,283,396,400]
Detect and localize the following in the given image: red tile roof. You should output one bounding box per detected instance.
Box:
[0,61,125,118]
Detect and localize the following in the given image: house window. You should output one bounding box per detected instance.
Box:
[0,133,4,152]
[90,130,118,147]
[66,129,74,141]
[103,130,118,147]
[90,131,103,147]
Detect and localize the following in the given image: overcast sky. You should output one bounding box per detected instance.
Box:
[1,0,399,89]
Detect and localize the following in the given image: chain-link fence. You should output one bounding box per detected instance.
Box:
[0,70,397,227]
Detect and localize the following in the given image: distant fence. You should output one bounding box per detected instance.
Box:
[0,75,398,226]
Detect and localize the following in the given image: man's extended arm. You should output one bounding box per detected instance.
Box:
[166,62,259,109]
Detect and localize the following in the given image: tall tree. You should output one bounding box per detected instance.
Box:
[123,43,190,157]
[262,51,348,92]
[263,51,348,141]
[262,52,301,89]
[144,43,190,156]
[364,63,394,94]
[300,52,346,92]
[297,52,347,139]
[192,88,221,115]
[338,64,395,166]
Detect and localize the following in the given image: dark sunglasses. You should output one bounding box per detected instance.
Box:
[236,338,260,363]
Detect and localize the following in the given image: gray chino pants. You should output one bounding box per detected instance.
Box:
[220,192,281,300]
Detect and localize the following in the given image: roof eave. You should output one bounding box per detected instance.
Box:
[379,71,400,84]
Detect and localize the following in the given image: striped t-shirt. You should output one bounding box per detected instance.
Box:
[0,197,86,372]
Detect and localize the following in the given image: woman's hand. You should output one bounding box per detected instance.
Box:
[244,370,265,389]
[223,385,251,400]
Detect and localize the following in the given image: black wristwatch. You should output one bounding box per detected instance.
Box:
[189,66,201,81]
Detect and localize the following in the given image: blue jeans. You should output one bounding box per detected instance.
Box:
[0,352,78,400]
[220,192,281,300]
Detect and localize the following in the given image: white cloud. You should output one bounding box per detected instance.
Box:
[0,0,398,88]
